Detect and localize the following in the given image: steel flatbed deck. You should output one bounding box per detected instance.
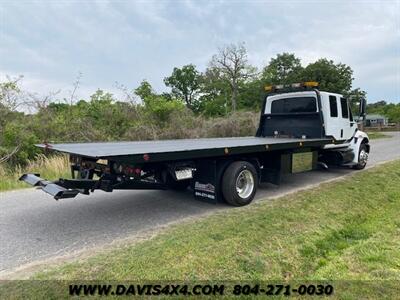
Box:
[38,136,331,163]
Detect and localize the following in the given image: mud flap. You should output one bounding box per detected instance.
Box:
[192,159,219,204]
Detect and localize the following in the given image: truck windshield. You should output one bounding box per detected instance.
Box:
[270,97,317,113]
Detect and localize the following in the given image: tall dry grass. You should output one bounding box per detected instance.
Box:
[123,111,260,140]
[1,111,261,192]
[0,155,70,192]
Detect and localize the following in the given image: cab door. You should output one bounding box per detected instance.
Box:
[339,97,356,140]
[326,95,341,139]
[323,94,355,141]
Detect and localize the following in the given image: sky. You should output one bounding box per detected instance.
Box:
[0,0,399,104]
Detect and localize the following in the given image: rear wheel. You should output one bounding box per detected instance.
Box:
[353,144,369,170]
[222,161,258,206]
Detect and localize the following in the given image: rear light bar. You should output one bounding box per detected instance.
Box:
[265,81,319,92]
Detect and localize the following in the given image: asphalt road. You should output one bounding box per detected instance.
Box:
[0,132,399,274]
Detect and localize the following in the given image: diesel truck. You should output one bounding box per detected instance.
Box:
[20,82,370,206]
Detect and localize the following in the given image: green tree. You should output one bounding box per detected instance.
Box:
[262,53,303,85]
[197,67,230,116]
[0,76,22,111]
[134,80,155,101]
[210,43,256,112]
[1,121,39,165]
[90,89,114,103]
[0,77,37,164]
[135,80,185,124]
[301,59,353,94]
[367,101,400,123]
[386,104,400,122]
[347,88,367,116]
[237,77,265,110]
[368,100,387,109]
[164,64,201,110]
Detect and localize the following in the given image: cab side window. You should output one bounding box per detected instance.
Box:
[329,96,338,117]
[340,97,349,118]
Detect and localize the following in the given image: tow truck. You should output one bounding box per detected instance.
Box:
[20,82,369,206]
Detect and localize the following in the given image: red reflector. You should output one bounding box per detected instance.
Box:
[143,154,150,161]
[124,166,133,174]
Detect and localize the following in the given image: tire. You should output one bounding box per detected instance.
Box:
[353,143,369,170]
[222,161,258,206]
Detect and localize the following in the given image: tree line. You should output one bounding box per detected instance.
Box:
[162,44,357,116]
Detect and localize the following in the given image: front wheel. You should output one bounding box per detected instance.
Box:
[222,161,258,206]
[353,144,369,170]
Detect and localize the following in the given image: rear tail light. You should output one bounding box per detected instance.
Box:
[124,166,141,176]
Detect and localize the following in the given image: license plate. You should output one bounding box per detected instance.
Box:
[175,168,193,180]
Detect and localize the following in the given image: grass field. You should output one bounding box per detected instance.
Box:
[366,132,390,139]
[2,160,398,299]
[37,160,400,281]
[0,155,70,192]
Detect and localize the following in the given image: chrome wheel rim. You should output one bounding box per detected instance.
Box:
[359,149,368,166]
[235,169,254,199]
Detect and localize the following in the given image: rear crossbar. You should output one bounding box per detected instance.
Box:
[19,174,80,200]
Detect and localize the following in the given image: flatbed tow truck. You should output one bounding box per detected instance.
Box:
[20,82,369,206]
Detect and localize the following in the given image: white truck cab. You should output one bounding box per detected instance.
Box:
[263,82,369,169]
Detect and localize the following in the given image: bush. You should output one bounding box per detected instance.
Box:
[1,121,40,165]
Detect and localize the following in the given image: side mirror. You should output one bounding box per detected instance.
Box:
[359,98,366,120]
